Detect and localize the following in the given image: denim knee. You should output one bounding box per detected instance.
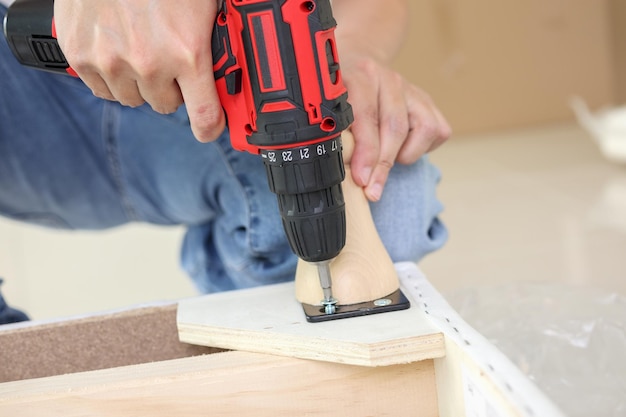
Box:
[182,148,447,294]
[0,31,131,230]
[370,155,448,263]
[180,136,297,293]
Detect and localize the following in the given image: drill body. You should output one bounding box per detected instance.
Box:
[4,0,353,295]
[212,0,352,265]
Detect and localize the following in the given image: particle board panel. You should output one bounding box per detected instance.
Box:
[0,303,217,383]
[177,266,446,367]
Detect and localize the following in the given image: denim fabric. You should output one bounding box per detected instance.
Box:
[0,279,29,324]
[0,4,447,296]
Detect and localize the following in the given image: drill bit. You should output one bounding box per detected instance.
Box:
[316,261,337,314]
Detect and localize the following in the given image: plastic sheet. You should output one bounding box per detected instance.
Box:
[571,96,626,164]
[448,282,626,417]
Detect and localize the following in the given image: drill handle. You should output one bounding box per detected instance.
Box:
[3,0,226,78]
[3,0,72,75]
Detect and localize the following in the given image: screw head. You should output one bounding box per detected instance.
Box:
[324,303,336,314]
[321,297,337,315]
[373,298,392,307]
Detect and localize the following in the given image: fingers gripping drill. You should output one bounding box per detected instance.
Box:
[3,0,353,315]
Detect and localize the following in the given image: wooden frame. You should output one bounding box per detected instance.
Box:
[0,264,564,416]
[0,351,438,416]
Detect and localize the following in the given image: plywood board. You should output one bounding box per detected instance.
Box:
[177,266,445,367]
[0,350,439,417]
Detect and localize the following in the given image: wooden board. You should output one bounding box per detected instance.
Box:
[0,262,565,416]
[177,266,445,367]
[0,350,439,417]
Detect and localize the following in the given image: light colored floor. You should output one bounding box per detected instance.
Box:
[420,122,626,417]
[421,122,626,296]
[2,121,625,321]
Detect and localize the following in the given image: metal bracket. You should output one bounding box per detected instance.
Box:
[301,288,410,323]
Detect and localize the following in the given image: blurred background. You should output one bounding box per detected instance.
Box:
[396,0,618,134]
[2,1,626,415]
[402,2,626,416]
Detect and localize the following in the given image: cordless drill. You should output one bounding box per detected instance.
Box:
[3,0,353,314]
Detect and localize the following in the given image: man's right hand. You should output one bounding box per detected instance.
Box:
[53,0,225,142]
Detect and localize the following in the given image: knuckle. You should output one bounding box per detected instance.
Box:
[117,88,145,108]
[429,125,452,153]
[91,89,113,101]
[439,123,453,141]
[395,153,413,165]
[417,119,439,141]
[195,102,223,124]
[377,157,394,172]
[66,51,91,75]
[153,100,182,115]
[179,37,212,70]
[98,54,124,78]
[134,59,160,82]
[159,90,185,114]
[125,98,145,108]
[390,71,405,87]
[355,106,379,128]
[384,114,410,139]
[125,35,160,81]
[191,103,225,139]
[354,57,379,77]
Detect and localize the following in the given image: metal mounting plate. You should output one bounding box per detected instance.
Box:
[302,288,410,323]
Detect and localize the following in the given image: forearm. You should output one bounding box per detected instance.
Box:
[332,0,409,65]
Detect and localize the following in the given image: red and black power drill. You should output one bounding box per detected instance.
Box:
[3,0,353,317]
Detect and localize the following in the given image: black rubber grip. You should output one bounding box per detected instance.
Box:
[3,0,70,73]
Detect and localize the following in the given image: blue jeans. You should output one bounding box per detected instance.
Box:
[0,279,29,324]
[0,5,446,321]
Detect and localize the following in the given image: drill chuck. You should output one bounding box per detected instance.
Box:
[261,137,346,263]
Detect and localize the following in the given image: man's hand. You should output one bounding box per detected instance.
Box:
[332,0,451,202]
[341,56,451,202]
[53,0,224,142]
